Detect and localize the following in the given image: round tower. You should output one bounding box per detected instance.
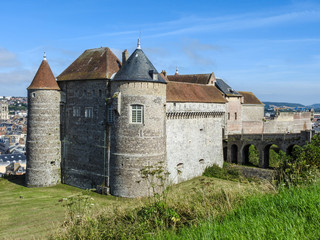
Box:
[110,40,167,197]
[26,54,61,187]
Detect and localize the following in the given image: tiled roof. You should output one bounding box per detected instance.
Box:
[112,48,166,83]
[215,79,241,97]
[238,91,263,104]
[57,47,121,81]
[27,59,60,90]
[167,82,227,103]
[167,73,214,85]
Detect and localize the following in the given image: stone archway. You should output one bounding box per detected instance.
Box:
[264,144,280,168]
[242,144,259,167]
[231,144,238,164]
[286,144,298,156]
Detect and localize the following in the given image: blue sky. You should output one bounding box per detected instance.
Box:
[0,0,319,105]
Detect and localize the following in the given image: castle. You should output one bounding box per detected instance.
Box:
[25,40,312,197]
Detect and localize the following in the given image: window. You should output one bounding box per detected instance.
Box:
[131,105,143,124]
[85,107,93,118]
[73,107,80,117]
[235,112,237,120]
[107,105,113,123]
[228,112,230,120]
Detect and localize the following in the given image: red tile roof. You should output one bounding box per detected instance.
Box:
[27,59,60,90]
[167,82,226,103]
[238,91,263,104]
[57,47,121,81]
[167,73,215,85]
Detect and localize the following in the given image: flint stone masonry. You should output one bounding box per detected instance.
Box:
[166,102,226,184]
[58,80,109,189]
[110,81,166,198]
[26,89,61,187]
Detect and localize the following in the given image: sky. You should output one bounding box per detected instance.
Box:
[0,0,320,105]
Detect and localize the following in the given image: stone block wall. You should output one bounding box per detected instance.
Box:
[166,102,226,184]
[58,80,109,189]
[264,112,312,134]
[26,89,61,187]
[110,81,167,198]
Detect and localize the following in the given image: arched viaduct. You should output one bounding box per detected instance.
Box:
[225,130,313,168]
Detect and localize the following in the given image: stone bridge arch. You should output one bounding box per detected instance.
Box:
[225,131,313,169]
[242,143,260,167]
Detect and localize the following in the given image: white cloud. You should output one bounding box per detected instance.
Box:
[0,48,20,68]
[0,69,34,85]
[182,39,220,66]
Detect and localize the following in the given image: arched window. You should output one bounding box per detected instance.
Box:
[131,105,143,124]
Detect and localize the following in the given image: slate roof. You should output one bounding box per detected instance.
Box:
[238,91,263,104]
[167,82,227,103]
[0,154,26,163]
[167,73,214,85]
[112,48,166,83]
[27,59,60,90]
[57,47,121,81]
[215,78,241,97]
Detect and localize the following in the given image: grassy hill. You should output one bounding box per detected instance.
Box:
[0,176,138,239]
[1,171,319,239]
[0,174,270,240]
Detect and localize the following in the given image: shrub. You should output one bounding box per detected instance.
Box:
[275,134,320,187]
[203,163,242,181]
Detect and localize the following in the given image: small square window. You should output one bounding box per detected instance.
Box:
[73,107,80,117]
[85,107,93,118]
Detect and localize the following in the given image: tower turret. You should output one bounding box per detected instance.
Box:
[26,54,62,187]
[110,40,167,197]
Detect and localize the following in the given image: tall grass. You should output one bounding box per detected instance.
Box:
[55,176,271,239]
[153,183,320,240]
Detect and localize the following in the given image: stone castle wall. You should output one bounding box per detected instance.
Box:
[242,104,264,134]
[26,89,61,187]
[110,81,167,198]
[166,102,226,184]
[264,112,312,134]
[58,80,109,189]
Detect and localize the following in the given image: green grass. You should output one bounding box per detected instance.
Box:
[152,183,320,240]
[0,174,280,240]
[0,176,138,240]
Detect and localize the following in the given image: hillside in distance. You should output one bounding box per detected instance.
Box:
[263,102,320,111]
[263,102,305,108]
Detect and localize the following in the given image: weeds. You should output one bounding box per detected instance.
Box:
[203,163,242,181]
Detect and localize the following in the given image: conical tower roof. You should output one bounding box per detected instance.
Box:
[112,40,166,84]
[28,55,60,90]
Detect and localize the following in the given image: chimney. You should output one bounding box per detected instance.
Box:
[122,49,129,65]
[161,70,167,77]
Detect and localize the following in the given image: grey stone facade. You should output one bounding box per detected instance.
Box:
[110,81,167,197]
[26,89,61,187]
[58,80,109,189]
[166,102,225,184]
